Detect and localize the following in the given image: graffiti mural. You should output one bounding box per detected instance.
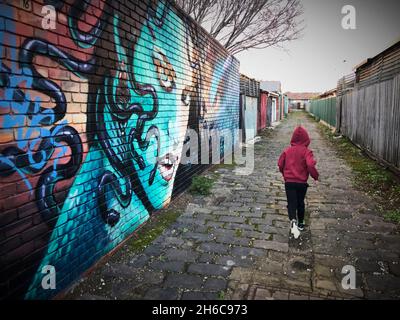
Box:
[0,0,239,299]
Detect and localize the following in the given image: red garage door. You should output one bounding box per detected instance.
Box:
[258,92,268,131]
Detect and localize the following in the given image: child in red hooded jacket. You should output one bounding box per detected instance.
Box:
[278,126,319,239]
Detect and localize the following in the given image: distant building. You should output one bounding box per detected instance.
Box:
[316,88,337,99]
[240,74,260,143]
[260,81,282,93]
[240,77,289,134]
[285,92,320,109]
[259,81,284,124]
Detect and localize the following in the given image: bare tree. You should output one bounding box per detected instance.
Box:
[175,0,304,55]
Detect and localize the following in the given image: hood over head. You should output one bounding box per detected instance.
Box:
[290,126,310,147]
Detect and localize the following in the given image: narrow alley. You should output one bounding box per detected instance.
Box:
[2,0,400,305]
[67,111,400,300]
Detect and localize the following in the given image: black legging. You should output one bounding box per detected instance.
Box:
[284,182,308,222]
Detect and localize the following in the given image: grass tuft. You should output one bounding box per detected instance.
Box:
[315,119,400,224]
[384,210,400,224]
[189,176,215,196]
[217,290,225,300]
[127,210,181,252]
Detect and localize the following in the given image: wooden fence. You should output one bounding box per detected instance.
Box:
[337,73,400,171]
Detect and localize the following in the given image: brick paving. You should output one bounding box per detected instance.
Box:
[65,111,400,300]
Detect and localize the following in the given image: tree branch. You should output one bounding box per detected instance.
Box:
[175,0,304,55]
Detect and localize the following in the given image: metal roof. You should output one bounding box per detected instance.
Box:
[240,74,260,97]
[260,81,282,92]
[354,40,400,88]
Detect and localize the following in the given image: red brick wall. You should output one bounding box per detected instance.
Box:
[0,0,240,299]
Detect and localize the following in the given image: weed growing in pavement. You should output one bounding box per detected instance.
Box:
[314,116,400,225]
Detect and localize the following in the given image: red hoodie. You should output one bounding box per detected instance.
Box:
[278,126,319,183]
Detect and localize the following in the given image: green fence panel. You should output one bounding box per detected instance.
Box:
[309,97,336,127]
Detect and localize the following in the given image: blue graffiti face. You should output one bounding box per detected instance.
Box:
[1,0,240,300]
[101,3,192,210]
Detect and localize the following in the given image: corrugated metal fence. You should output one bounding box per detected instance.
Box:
[309,97,336,127]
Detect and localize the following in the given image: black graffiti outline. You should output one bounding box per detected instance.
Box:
[90,6,168,225]
[68,0,108,48]
[7,38,93,224]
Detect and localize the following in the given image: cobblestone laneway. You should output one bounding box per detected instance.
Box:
[67,111,400,300]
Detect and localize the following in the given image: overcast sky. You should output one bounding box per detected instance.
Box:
[236,0,400,93]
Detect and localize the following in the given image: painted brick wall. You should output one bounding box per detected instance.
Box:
[0,0,240,299]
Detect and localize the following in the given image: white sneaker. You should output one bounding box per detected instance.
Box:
[290,219,300,239]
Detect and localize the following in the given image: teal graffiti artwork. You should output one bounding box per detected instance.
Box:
[0,0,240,300]
[25,0,193,299]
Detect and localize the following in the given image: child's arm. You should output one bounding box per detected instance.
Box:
[305,149,319,181]
[278,151,286,174]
